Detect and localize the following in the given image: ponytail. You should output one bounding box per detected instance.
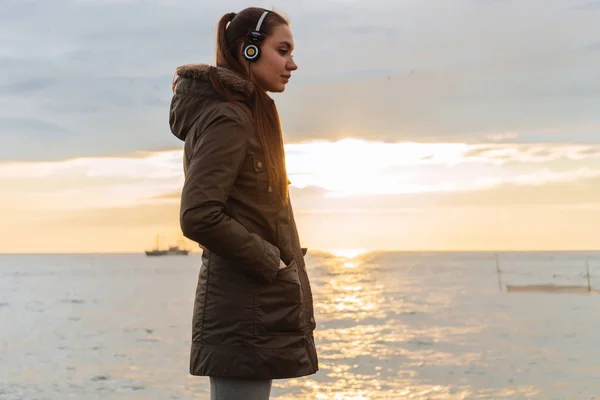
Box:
[216,12,240,73]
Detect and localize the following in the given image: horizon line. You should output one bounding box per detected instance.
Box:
[2,249,600,256]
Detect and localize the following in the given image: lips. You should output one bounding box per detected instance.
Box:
[281,75,291,81]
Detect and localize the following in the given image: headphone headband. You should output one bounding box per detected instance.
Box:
[242,10,270,62]
[255,10,269,33]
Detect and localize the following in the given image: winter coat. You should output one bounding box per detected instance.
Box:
[169,64,318,379]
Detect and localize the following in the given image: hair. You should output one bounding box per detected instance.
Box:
[212,7,290,206]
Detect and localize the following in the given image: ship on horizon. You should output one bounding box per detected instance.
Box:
[145,233,190,256]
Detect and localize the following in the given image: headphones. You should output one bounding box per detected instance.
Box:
[242,10,269,62]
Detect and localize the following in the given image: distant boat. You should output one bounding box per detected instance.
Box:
[145,233,190,256]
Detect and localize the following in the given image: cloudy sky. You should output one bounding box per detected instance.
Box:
[2,0,600,253]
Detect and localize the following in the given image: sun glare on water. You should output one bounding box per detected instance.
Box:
[329,248,368,259]
[329,249,368,268]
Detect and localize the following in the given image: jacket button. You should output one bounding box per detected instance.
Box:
[310,317,315,324]
[257,161,263,169]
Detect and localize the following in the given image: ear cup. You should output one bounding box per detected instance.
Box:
[243,31,263,62]
[243,43,260,61]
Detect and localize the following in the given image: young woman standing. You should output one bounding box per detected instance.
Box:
[169,7,318,400]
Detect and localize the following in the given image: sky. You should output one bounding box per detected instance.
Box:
[1,0,600,253]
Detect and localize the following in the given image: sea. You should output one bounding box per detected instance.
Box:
[2,251,600,400]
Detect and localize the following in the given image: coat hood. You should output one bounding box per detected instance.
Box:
[169,64,255,141]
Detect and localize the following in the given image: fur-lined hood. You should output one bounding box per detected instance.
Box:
[169,64,255,142]
[174,64,254,97]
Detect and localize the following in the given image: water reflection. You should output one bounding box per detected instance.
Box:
[329,249,369,259]
[272,251,541,399]
[4,253,596,399]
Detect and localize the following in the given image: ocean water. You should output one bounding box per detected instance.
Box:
[2,251,600,400]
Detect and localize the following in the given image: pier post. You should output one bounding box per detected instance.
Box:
[586,256,591,293]
[496,253,503,292]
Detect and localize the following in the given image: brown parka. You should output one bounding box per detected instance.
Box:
[169,64,318,379]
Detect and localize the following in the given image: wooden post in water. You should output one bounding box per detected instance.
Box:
[496,253,503,292]
[586,256,591,293]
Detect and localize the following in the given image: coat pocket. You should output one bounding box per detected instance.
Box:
[191,263,209,343]
[254,259,303,334]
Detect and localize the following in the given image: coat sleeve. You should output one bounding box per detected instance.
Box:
[179,110,281,283]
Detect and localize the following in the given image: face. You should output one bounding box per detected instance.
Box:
[247,24,298,93]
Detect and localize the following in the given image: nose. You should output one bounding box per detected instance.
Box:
[287,58,298,72]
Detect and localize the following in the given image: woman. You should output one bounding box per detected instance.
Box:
[169,7,318,400]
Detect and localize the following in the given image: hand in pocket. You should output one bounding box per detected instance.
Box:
[279,259,295,270]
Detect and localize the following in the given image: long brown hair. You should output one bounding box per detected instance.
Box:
[212,7,290,206]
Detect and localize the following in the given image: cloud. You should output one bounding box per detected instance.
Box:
[572,1,600,10]
[0,150,184,211]
[289,175,600,212]
[0,150,182,179]
[437,176,600,207]
[1,0,599,160]
[461,144,600,165]
[4,135,600,252]
[150,191,181,201]
[3,141,600,204]
[0,118,67,135]
[586,41,600,52]
[473,167,600,189]
[0,77,58,95]
[484,132,520,142]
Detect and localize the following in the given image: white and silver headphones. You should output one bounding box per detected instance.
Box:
[242,10,269,62]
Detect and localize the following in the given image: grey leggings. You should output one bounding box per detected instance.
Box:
[209,376,272,400]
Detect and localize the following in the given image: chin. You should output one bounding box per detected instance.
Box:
[269,84,286,93]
